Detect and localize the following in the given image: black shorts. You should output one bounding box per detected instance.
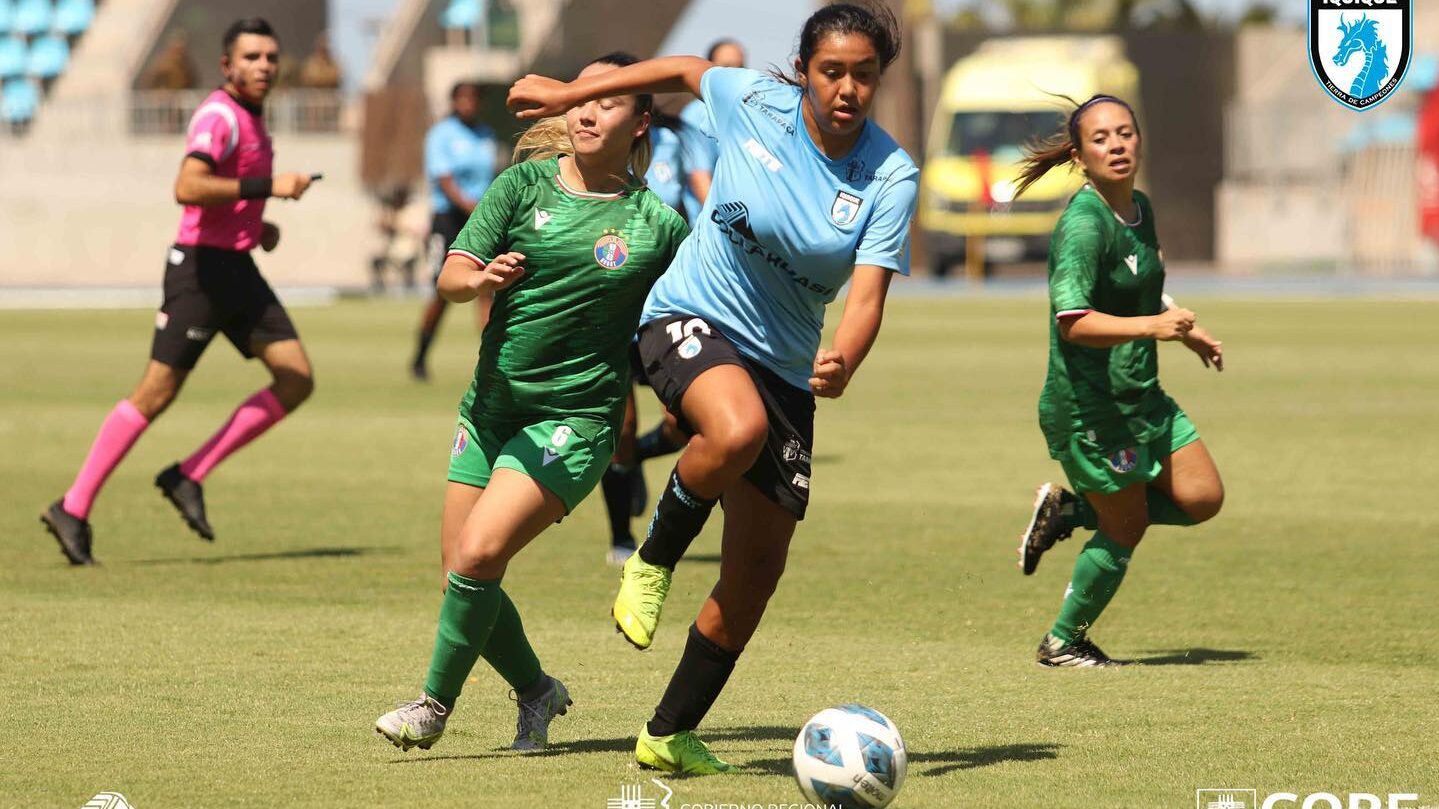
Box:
[636,314,815,520]
[150,244,298,370]
[429,209,468,284]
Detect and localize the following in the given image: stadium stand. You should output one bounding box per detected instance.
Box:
[0,0,97,128]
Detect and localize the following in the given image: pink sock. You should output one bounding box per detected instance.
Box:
[63,399,151,519]
[179,388,287,483]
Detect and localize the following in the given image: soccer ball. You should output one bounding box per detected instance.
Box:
[792,704,907,809]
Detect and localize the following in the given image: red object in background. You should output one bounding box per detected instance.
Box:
[1419,84,1439,244]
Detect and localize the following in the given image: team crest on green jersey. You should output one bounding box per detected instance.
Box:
[594,230,630,270]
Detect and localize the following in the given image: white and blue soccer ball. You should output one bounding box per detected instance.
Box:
[792,704,907,809]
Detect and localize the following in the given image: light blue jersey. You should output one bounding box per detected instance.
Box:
[641,67,920,390]
[678,98,719,221]
[645,125,686,213]
[425,116,497,215]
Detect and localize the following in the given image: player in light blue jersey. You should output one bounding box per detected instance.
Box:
[509,2,917,774]
[411,81,499,381]
[675,39,745,221]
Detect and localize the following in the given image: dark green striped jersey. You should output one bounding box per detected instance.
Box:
[449,157,689,430]
[1039,185,1170,456]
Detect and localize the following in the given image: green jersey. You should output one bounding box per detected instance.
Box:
[1039,185,1169,457]
[449,157,689,430]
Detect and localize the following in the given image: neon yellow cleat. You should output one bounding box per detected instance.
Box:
[613,552,671,650]
[635,729,734,774]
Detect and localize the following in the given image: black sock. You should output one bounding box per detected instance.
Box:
[413,329,436,367]
[601,464,635,547]
[647,624,739,737]
[636,421,683,462]
[637,467,717,569]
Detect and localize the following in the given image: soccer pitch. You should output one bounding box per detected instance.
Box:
[2,296,1435,808]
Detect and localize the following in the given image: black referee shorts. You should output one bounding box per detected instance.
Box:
[429,209,468,285]
[636,313,815,520]
[150,244,298,371]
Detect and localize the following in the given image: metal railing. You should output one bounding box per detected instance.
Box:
[129,89,344,136]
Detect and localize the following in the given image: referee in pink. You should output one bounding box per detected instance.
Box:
[41,18,316,565]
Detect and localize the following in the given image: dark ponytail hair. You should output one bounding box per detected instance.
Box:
[1013,93,1139,199]
[770,2,902,87]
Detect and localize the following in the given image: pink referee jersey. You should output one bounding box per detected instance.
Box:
[175,89,273,251]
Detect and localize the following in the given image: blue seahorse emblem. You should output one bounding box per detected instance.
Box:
[1332,14,1389,100]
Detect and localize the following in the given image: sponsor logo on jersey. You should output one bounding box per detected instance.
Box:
[843,159,893,184]
[451,427,468,457]
[1107,448,1139,474]
[594,231,630,270]
[781,437,811,465]
[710,202,836,296]
[830,191,863,227]
[1125,254,1139,275]
[741,91,797,135]
[742,138,783,172]
[792,473,810,490]
[1309,0,1412,111]
[678,334,702,359]
[534,209,551,229]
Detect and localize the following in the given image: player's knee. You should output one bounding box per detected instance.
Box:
[710,414,766,469]
[130,378,181,419]
[272,370,314,410]
[1186,484,1225,524]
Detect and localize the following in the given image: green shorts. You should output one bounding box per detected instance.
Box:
[1057,408,1201,495]
[448,416,614,513]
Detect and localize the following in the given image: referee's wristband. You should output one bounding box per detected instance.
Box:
[239,177,273,200]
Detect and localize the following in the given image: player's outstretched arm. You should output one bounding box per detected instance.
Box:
[174,157,313,206]
[1060,307,1195,348]
[437,251,526,304]
[812,266,894,399]
[508,56,711,119]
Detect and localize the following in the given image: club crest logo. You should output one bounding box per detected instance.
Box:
[1308,0,1412,111]
[451,427,468,458]
[594,231,629,270]
[1107,448,1139,474]
[830,190,863,226]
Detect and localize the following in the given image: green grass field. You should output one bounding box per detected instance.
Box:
[3,296,1436,808]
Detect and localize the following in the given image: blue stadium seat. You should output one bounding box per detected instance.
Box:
[441,0,481,30]
[26,32,67,79]
[0,36,24,79]
[1,76,38,124]
[0,0,16,36]
[53,0,93,37]
[13,0,50,37]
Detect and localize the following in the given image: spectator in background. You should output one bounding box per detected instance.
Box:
[141,32,198,90]
[410,81,498,381]
[299,32,341,89]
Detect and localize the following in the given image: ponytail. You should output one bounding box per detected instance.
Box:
[512,116,572,165]
[1014,93,1139,199]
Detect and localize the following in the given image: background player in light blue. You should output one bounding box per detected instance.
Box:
[410,81,498,381]
[676,39,745,222]
[508,2,918,774]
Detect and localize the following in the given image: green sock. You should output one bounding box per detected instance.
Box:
[1051,532,1134,644]
[480,589,544,694]
[1146,487,1196,526]
[423,571,503,709]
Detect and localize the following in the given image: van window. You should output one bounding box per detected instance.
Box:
[944,111,1065,158]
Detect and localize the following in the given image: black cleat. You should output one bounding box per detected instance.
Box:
[40,500,96,565]
[1018,482,1079,575]
[155,464,214,541]
[1036,632,1129,668]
